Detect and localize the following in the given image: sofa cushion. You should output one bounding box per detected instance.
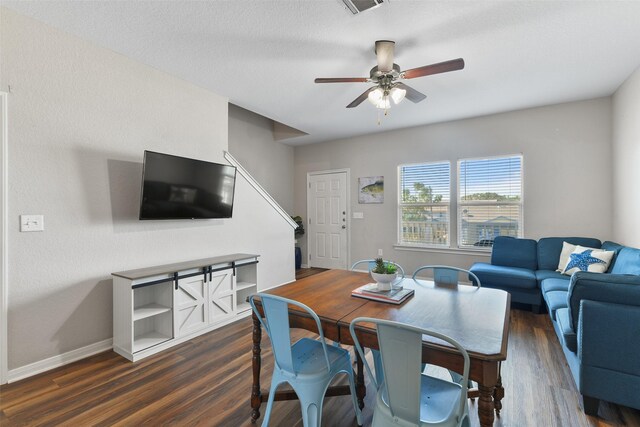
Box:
[537,237,602,271]
[610,246,640,275]
[536,270,567,286]
[568,271,640,331]
[541,277,571,293]
[601,241,625,272]
[469,262,537,290]
[544,290,568,320]
[555,308,577,353]
[491,236,538,270]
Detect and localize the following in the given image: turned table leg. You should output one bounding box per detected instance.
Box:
[493,370,504,416]
[478,383,496,427]
[250,312,262,423]
[355,351,366,410]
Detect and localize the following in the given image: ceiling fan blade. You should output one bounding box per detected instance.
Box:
[402,58,465,79]
[315,77,369,83]
[395,82,426,103]
[346,87,376,108]
[375,40,395,72]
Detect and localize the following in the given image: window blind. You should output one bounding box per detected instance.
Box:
[458,155,523,247]
[398,162,450,247]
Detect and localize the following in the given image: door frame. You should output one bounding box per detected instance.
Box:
[306,169,351,270]
[1,91,8,384]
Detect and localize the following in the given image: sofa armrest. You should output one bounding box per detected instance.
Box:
[567,271,640,330]
[578,300,640,377]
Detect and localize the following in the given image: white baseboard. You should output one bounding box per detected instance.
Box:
[300,264,309,269]
[7,338,113,383]
[4,276,300,383]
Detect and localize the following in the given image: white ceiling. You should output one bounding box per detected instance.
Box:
[3,1,640,145]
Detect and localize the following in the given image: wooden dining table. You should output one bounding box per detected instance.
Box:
[250,269,511,427]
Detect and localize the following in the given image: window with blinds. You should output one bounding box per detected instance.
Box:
[398,161,450,247]
[457,155,523,248]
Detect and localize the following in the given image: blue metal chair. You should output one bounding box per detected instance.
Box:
[412,265,481,288]
[249,294,362,427]
[350,259,406,280]
[412,265,480,389]
[350,317,471,427]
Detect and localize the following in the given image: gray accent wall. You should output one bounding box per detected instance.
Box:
[294,98,613,275]
[1,8,294,372]
[612,66,640,247]
[228,104,295,214]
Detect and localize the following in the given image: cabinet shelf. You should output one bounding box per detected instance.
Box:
[133,331,172,353]
[133,303,172,321]
[236,301,252,313]
[236,281,257,291]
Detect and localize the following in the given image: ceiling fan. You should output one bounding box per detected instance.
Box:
[314,40,464,110]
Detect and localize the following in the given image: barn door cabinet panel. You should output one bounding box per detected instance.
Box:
[112,253,259,362]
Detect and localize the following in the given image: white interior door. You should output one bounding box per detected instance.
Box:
[307,171,348,269]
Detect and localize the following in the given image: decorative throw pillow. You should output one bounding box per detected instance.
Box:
[561,245,615,275]
[556,242,577,272]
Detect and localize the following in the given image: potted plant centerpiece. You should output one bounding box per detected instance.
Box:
[370,257,398,291]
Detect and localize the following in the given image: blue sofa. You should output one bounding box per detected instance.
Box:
[470,237,640,414]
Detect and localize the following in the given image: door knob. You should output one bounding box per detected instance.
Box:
[341,225,346,229]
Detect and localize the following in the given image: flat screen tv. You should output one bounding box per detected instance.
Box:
[139,151,237,220]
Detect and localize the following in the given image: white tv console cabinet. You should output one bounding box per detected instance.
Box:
[112,253,259,361]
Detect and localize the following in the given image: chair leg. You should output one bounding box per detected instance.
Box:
[299,389,325,427]
[347,370,363,426]
[262,378,283,427]
[301,401,321,427]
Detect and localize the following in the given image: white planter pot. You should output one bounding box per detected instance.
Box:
[370,271,398,291]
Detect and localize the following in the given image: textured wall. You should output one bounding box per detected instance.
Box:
[1,8,294,371]
[228,104,295,214]
[294,98,613,274]
[612,66,640,247]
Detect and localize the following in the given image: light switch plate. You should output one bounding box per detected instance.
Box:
[20,215,44,232]
[353,212,364,219]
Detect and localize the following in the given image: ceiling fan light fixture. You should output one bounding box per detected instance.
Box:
[390,86,406,104]
[367,87,384,106]
[375,96,390,110]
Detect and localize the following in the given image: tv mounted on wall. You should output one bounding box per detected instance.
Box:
[139,151,237,220]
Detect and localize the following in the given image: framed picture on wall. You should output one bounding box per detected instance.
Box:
[358,176,384,204]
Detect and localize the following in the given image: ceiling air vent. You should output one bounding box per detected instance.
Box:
[341,0,384,15]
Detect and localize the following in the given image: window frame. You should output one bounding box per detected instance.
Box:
[397,160,452,248]
[456,154,524,249]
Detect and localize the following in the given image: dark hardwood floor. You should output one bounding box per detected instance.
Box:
[295,267,328,280]
[2,277,639,426]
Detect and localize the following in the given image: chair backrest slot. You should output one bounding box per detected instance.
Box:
[262,296,294,372]
[249,293,332,375]
[378,323,423,423]
[412,265,481,287]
